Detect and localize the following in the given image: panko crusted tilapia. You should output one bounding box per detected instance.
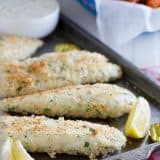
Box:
[0,34,43,61]
[0,115,126,159]
[0,83,137,119]
[0,50,122,97]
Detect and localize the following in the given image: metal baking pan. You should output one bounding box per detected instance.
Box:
[31,14,160,160]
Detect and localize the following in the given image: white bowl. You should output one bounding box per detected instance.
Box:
[96,0,160,67]
[0,0,60,38]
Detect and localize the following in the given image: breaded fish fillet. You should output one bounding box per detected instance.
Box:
[0,34,43,61]
[0,115,126,159]
[0,51,122,97]
[0,83,136,119]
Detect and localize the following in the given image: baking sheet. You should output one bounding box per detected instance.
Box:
[30,15,160,160]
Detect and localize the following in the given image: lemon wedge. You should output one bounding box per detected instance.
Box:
[1,137,34,160]
[54,43,80,52]
[1,137,14,160]
[125,97,151,138]
[13,140,34,160]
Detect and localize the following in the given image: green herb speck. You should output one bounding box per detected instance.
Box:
[84,141,89,147]
[50,99,53,103]
[44,108,51,113]
[8,106,16,112]
[82,125,87,128]
[17,87,22,92]
[89,127,96,132]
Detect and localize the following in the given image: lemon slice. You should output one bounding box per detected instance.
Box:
[1,137,14,160]
[1,137,34,160]
[54,43,80,52]
[125,97,151,138]
[13,140,34,160]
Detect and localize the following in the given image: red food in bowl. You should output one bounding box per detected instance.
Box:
[147,0,160,7]
[126,0,160,8]
[148,150,160,160]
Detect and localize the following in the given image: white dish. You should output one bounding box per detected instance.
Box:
[0,0,60,38]
[95,0,160,68]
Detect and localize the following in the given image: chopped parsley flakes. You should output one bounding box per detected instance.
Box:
[44,108,51,113]
[84,141,89,147]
